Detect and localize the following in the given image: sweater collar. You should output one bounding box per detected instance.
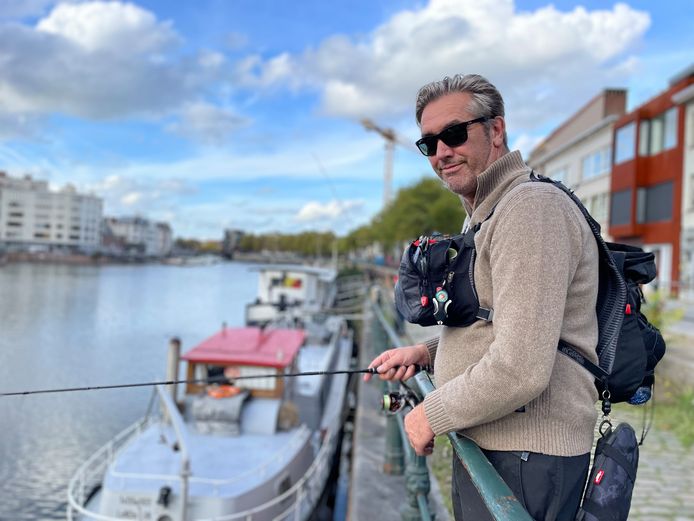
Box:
[461,150,530,226]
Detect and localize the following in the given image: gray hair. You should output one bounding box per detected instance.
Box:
[415,74,508,146]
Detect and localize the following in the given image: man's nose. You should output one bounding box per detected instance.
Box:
[435,139,454,159]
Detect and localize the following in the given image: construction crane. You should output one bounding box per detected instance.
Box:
[361,118,408,207]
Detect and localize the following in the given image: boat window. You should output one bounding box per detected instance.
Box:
[206,365,225,380]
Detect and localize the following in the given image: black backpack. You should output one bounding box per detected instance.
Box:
[530,173,666,409]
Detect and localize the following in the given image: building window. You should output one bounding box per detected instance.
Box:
[610,189,632,226]
[664,107,678,150]
[639,108,678,156]
[591,193,609,224]
[582,147,611,180]
[649,116,664,155]
[549,167,567,184]
[639,120,650,156]
[615,123,636,164]
[636,182,673,223]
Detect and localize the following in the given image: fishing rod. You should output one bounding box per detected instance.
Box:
[0,365,430,398]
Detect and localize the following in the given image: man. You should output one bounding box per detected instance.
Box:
[364,74,599,521]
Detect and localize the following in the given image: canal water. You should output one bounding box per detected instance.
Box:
[0,261,258,520]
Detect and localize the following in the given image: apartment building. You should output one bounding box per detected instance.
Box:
[610,65,694,294]
[103,216,173,257]
[528,89,627,237]
[673,74,694,297]
[0,172,102,252]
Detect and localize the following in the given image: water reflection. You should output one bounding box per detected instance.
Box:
[0,261,255,520]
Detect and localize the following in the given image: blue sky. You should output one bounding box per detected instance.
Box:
[0,0,692,239]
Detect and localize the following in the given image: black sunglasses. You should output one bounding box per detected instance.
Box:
[415,116,489,156]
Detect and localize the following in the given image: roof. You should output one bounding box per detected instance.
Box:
[181,327,306,368]
[250,264,336,281]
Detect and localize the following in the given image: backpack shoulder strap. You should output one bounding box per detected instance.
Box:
[528,172,627,376]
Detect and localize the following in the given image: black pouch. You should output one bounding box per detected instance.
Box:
[575,422,639,521]
[394,228,492,327]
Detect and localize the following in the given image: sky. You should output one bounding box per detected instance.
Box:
[0,0,692,239]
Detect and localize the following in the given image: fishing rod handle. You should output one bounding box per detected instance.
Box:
[367,364,431,374]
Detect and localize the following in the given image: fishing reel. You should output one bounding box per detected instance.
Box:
[381,389,420,415]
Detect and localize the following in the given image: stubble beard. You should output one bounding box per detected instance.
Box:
[437,162,476,198]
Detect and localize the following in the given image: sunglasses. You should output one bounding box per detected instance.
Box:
[415,116,489,156]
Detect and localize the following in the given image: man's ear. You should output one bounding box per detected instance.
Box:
[491,116,506,147]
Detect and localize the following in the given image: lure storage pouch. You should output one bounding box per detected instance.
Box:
[394,229,492,327]
[575,422,639,521]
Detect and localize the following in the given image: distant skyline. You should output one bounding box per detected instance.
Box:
[0,0,692,239]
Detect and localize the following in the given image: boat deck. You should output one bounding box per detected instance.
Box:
[104,422,311,498]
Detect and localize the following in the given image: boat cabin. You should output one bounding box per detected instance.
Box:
[181,326,305,399]
[246,265,336,326]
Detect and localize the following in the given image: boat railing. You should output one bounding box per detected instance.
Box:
[368,289,533,521]
[156,384,192,520]
[197,427,338,521]
[66,415,155,521]
[67,385,192,521]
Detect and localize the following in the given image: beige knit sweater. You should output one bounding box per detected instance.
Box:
[422,151,600,456]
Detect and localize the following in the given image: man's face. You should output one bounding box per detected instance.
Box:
[419,92,502,201]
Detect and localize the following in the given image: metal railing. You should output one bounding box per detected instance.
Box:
[367,293,533,521]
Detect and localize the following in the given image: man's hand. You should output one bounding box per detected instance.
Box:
[404,403,435,456]
[363,344,429,382]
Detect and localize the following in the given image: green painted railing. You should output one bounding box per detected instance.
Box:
[368,293,533,521]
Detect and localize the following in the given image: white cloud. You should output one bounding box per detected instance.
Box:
[88,174,197,216]
[166,102,249,145]
[121,191,143,206]
[295,199,364,222]
[0,0,55,19]
[36,1,178,55]
[0,112,42,139]
[239,0,650,129]
[0,1,226,121]
[67,132,384,183]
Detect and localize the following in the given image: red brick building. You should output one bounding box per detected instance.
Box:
[610,65,694,293]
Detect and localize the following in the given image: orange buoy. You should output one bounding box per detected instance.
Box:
[207,385,241,399]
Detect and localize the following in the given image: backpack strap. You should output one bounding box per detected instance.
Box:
[557,340,609,380]
[529,172,628,379]
[466,210,497,323]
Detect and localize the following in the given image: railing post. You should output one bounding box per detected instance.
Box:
[402,455,433,521]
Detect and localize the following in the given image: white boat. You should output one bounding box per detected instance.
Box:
[68,265,353,521]
[245,265,338,327]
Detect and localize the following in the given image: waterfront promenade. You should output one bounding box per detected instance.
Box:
[350,303,694,521]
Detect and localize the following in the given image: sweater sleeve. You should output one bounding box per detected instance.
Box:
[423,188,585,434]
[423,336,439,367]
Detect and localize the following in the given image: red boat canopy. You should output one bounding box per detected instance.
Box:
[181,327,306,368]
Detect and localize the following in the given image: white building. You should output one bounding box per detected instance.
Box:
[103,216,173,257]
[673,80,694,298]
[0,172,102,252]
[527,89,627,238]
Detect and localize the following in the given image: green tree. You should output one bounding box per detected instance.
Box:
[375,177,466,247]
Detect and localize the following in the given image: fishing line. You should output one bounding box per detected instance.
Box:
[0,365,429,398]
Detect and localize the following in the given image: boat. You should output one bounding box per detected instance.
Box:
[67,264,354,521]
